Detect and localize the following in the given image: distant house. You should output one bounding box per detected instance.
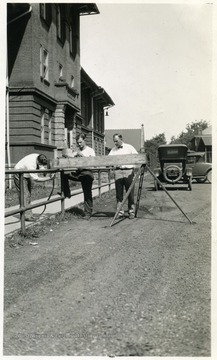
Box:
[190,125,212,162]
[105,125,145,154]
[6,3,114,166]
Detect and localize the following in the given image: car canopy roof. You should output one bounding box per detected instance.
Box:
[158,144,188,161]
[187,151,205,157]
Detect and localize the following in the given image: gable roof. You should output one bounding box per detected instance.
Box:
[105,129,142,151]
[199,135,212,146]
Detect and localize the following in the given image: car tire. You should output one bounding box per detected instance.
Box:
[163,165,182,183]
[206,170,212,184]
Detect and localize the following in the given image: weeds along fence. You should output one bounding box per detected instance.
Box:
[5,167,115,235]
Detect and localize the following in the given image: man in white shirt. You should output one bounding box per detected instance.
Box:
[14,153,54,221]
[61,133,95,219]
[109,133,138,219]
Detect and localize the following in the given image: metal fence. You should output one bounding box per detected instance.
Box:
[5,167,114,234]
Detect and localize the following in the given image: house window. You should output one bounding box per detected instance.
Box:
[69,17,78,57]
[70,75,75,88]
[40,46,49,81]
[59,64,63,79]
[40,3,46,19]
[48,111,52,144]
[69,26,73,54]
[40,3,52,24]
[56,5,65,42]
[41,108,45,144]
[56,5,61,38]
[64,128,73,149]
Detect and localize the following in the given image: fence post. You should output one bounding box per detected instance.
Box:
[60,170,65,217]
[98,170,101,198]
[19,173,26,234]
[108,168,111,194]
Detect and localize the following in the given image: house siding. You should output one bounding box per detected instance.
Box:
[6,3,114,164]
[7,3,82,163]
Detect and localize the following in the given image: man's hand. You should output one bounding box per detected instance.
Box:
[75,152,84,157]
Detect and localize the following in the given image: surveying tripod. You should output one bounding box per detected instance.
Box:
[110,163,193,227]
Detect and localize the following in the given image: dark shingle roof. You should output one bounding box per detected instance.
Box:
[105,129,142,151]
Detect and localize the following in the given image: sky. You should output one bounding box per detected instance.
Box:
[80,1,213,143]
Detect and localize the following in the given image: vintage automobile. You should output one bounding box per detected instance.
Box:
[153,144,192,191]
[187,151,212,183]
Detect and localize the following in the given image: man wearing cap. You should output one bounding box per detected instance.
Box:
[109,134,138,219]
[14,153,54,221]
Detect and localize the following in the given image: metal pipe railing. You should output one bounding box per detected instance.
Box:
[5,167,115,234]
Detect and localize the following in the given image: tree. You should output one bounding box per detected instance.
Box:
[145,133,167,155]
[145,133,166,167]
[170,120,209,148]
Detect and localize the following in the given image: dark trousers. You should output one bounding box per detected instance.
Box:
[115,171,135,209]
[63,173,93,214]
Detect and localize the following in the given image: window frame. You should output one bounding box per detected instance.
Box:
[56,5,65,43]
[59,63,63,79]
[70,75,75,88]
[69,15,78,58]
[41,107,45,144]
[40,3,52,25]
[40,45,49,82]
[48,110,53,145]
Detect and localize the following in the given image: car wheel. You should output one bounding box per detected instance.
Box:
[206,170,212,184]
[163,165,182,183]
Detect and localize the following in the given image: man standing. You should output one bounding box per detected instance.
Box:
[14,153,54,221]
[109,133,138,219]
[61,133,95,219]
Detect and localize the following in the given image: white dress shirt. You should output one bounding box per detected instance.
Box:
[109,143,138,169]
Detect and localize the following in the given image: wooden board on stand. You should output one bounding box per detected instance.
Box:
[51,154,147,169]
[51,154,193,226]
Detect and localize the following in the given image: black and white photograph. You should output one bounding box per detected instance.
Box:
[2,0,216,357]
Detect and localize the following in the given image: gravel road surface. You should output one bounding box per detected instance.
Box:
[4,175,211,356]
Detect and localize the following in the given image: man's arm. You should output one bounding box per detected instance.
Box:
[30,173,55,182]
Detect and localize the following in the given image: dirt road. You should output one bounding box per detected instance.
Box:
[4,175,211,356]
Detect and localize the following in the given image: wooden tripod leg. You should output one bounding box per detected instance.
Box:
[110,169,141,227]
[135,164,146,217]
[146,165,193,224]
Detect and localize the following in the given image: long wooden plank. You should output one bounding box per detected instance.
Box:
[51,154,147,169]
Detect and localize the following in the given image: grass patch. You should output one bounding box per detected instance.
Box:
[5,190,116,248]
[4,182,80,208]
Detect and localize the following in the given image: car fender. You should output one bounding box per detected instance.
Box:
[186,166,192,177]
[192,163,212,177]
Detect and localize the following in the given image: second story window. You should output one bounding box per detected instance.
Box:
[69,14,78,58]
[40,3,52,25]
[40,46,49,82]
[59,64,63,79]
[56,5,65,43]
[70,75,75,88]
